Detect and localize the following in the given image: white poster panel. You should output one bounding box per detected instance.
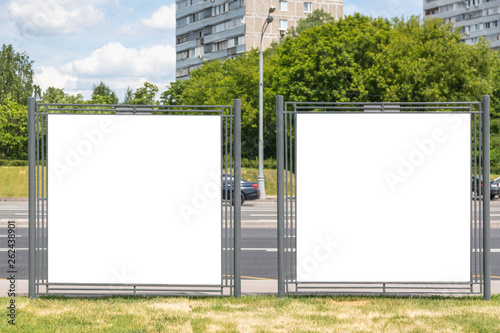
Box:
[48,115,221,285]
[297,113,471,282]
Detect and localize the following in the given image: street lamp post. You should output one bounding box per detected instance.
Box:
[258,6,275,199]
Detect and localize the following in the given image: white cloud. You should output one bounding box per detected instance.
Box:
[8,0,105,36]
[36,42,176,101]
[35,66,78,91]
[140,5,176,30]
[67,42,176,81]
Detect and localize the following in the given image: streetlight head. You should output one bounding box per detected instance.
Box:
[266,16,274,24]
[269,6,276,14]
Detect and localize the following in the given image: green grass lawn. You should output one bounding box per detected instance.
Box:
[0,166,29,197]
[0,167,280,198]
[0,166,47,197]
[0,295,499,332]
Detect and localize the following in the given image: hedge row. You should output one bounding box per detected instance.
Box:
[241,158,277,169]
[0,159,29,166]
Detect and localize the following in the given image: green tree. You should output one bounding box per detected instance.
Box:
[179,48,278,159]
[129,82,159,105]
[123,87,134,104]
[364,17,499,102]
[0,98,28,160]
[41,87,85,104]
[273,15,499,103]
[161,80,188,105]
[289,9,334,37]
[0,44,40,106]
[276,14,500,102]
[91,81,118,104]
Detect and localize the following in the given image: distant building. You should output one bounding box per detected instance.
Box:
[175,0,343,79]
[424,0,500,50]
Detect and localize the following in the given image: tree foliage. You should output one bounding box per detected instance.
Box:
[173,49,277,158]
[0,44,39,106]
[129,82,159,105]
[41,87,85,104]
[0,98,28,160]
[161,80,188,105]
[91,81,118,104]
[169,14,500,162]
[289,9,335,37]
[123,87,134,104]
[274,15,499,103]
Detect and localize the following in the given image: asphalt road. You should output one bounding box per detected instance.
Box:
[1,200,499,281]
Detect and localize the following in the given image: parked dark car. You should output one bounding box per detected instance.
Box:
[222,175,259,205]
[472,176,500,200]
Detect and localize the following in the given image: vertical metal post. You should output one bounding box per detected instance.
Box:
[258,28,267,199]
[28,97,36,298]
[277,95,285,298]
[234,99,242,298]
[482,95,491,301]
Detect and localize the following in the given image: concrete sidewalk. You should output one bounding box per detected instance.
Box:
[2,279,499,297]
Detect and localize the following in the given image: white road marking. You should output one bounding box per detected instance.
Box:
[241,220,276,223]
[241,248,277,252]
[473,249,500,253]
[0,248,29,251]
[250,214,278,217]
[240,248,295,252]
[0,235,22,237]
[14,213,28,216]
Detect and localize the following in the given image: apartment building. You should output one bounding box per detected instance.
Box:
[175,0,343,79]
[424,0,500,49]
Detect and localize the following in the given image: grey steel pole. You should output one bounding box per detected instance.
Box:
[234,99,242,298]
[28,97,36,298]
[258,25,266,199]
[276,95,285,297]
[482,95,491,301]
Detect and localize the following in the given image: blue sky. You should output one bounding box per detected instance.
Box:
[0,0,422,101]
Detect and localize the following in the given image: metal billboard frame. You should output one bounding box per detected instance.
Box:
[276,95,492,300]
[28,98,242,298]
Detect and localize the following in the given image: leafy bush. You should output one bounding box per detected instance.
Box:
[241,158,277,169]
[0,159,28,166]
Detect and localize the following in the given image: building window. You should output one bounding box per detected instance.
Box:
[212,3,228,16]
[190,11,204,23]
[177,34,189,44]
[304,2,312,13]
[194,46,204,58]
[212,17,244,33]
[279,1,288,11]
[177,0,189,11]
[213,40,229,52]
[176,16,189,27]
[176,50,190,61]
[279,19,288,31]
[176,67,189,78]
[229,0,243,10]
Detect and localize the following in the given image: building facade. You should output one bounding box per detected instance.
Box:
[424,0,500,50]
[175,0,343,79]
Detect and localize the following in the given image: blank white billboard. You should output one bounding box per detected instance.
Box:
[296,113,471,283]
[48,115,221,285]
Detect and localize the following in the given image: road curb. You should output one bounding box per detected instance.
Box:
[2,222,500,229]
[0,197,28,201]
